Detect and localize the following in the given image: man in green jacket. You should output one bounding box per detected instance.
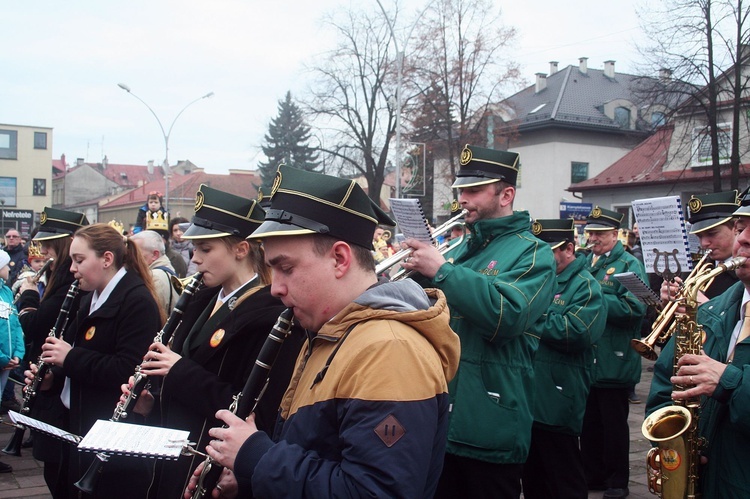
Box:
[521,218,606,499]
[646,201,750,498]
[580,207,647,499]
[402,144,556,498]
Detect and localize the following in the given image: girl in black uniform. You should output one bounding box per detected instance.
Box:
[40,223,162,498]
[126,185,303,498]
[17,207,89,498]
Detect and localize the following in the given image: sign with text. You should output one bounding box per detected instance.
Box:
[559,202,592,221]
[1,209,34,236]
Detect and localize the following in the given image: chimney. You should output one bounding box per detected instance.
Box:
[60,153,66,168]
[147,160,154,175]
[659,68,673,82]
[579,57,588,74]
[76,158,84,166]
[549,61,558,75]
[102,155,108,168]
[604,60,615,78]
[535,73,548,93]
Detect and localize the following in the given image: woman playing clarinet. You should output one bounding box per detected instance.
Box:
[40,223,162,498]
[124,185,303,499]
[15,207,89,498]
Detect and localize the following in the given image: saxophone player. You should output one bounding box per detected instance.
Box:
[646,202,750,498]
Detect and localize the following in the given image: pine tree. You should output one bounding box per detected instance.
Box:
[258,92,320,192]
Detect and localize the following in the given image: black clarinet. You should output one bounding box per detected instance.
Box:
[191,308,295,499]
[2,280,80,457]
[74,272,204,494]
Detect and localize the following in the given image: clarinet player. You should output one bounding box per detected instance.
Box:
[39,224,162,498]
[647,199,750,498]
[123,185,304,498]
[16,207,89,497]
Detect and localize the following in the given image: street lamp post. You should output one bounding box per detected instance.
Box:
[376,0,434,199]
[117,84,214,211]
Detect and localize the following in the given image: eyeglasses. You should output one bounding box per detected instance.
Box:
[5,235,20,239]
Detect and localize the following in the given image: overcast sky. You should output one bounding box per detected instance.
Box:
[1,0,646,174]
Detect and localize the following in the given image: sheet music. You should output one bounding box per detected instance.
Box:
[77,420,189,460]
[614,272,661,306]
[632,196,692,274]
[8,410,81,444]
[389,198,433,244]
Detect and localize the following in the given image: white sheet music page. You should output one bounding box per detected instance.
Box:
[389,198,433,244]
[8,410,81,444]
[632,196,692,274]
[78,420,190,460]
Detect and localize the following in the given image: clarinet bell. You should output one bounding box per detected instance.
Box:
[74,453,108,494]
[1,426,25,456]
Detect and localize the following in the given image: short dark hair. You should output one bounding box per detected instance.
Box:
[310,235,375,272]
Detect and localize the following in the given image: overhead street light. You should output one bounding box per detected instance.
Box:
[117,83,214,211]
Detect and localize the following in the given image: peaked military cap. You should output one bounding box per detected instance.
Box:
[250,165,395,249]
[452,144,520,188]
[34,207,90,241]
[688,190,739,233]
[585,206,623,231]
[532,218,575,250]
[734,187,750,218]
[182,184,265,239]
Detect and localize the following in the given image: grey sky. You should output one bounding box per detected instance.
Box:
[1,0,644,174]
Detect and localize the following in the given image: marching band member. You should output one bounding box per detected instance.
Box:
[401,145,556,498]
[580,207,647,498]
[17,207,89,497]
[40,223,162,498]
[522,219,606,499]
[126,185,304,499]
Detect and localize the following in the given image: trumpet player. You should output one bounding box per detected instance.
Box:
[646,202,750,498]
[402,144,556,498]
[661,191,741,305]
[521,219,606,499]
[580,206,647,499]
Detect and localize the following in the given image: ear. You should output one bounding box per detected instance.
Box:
[330,241,353,279]
[234,240,250,260]
[499,185,515,208]
[102,250,115,268]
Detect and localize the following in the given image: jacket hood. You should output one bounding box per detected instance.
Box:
[330,279,460,382]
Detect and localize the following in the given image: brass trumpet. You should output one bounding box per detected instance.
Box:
[375,209,468,277]
[631,250,714,361]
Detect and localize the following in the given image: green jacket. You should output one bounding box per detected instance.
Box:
[585,241,646,387]
[647,282,750,498]
[529,253,606,435]
[429,210,556,464]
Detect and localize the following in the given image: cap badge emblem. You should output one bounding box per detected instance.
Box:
[195,190,205,212]
[460,146,473,166]
[688,197,702,214]
[271,170,282,198]
[40,212,47,225]
[592,207,602,218]
[531,221,542,235]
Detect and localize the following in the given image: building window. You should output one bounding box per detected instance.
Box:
[571,162,589,184]
[0,177,17,206]
[0,130,18,160]
[34,132,47,150]
[692,123,731,167]
[33,178,46,196]
[614,107,631,129]
[651,111,666,127]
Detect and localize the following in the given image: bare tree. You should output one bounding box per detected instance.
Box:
[305,7,398,203]
[408,0,521,181]
[635,0,750,191]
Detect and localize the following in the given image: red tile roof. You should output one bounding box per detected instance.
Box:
[570,127,750,191]
[100,171,261,209]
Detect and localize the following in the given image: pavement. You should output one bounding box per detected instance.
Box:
[0,360,659,499]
